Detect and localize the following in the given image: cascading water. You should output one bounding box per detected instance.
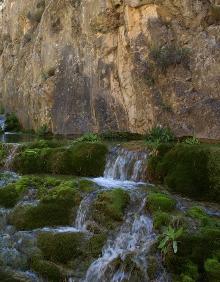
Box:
[104,146,148,182]
[75,191,98,231]
[0,114,5,131]
[83,192,168,282]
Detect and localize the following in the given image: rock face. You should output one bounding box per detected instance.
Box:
[0,0,220,138]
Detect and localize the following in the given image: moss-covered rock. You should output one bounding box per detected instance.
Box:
[0,184,21,208]
[91,188,130,230]
[10,180,82,230]
[37,232,86,264]
[147,192,176,213]
[12,142,108,177]
[31,258,63,282]
[148,144,220,203]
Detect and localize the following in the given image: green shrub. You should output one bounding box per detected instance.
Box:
[31,258,62,281]
[165,226,220,275]
[91,189,130,230]
[73,133,101,143]
[36,124,51,136]
[145,126,175,144]
[147,192,176,213]
[183,136,200,145]
[150,45,190,71]
[37,232,85,263]
[4,113,21,132]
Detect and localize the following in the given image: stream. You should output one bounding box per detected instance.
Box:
[0,134,219,281]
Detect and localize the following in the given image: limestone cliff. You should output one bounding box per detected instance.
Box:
[0,0,220,138]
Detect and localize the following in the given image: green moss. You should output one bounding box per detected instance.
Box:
[87,233,107,257]
[204,258,220,281]
[37,232,85,264]
[153,211,170,230]
[78,179,97,193]
[0,184,21,208]
[165,226,220,276]
[10,182,80,229]
[12,142,108,177]
[149,144,220,203]
[148,192,176,213]
[31,258,63,282]
[91,189,130,230]
[187,206,209,225]
[10,199,74,229]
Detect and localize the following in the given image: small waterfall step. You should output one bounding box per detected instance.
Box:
[104,146,148,182]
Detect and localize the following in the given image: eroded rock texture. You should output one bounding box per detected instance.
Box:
[0,0,220,137]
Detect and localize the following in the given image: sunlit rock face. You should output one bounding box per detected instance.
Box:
[0,0,220,138]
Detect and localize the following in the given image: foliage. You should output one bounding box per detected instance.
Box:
[0,184,21,208]
[158,226,184,256]
[204,257,220,280]
[183,136,200,145]
[73,133,101,143]
[4,113,21,132]
[36,124,51,136]
[145,126,175,144]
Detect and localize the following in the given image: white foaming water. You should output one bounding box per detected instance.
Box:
[0,114,5,131]
[83,194,161,282]
[104,146,148,182]
[75,191,98,231]
[39,226,80,233]
[91,177,145,189]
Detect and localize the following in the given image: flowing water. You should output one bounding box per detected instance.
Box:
[104,146,148,182]
[0,144,219,281]
[83,193,162,282]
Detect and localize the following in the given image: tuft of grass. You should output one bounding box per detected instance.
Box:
[145,126,175,145]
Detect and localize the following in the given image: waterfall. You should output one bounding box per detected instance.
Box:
[83,192,168,282]
[75,191,98,231]
[0,115,5,131]
[104,146,148,182]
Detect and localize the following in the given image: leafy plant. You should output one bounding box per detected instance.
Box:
[158,226,183,256]
[145,126,175,144]
[183,136,200,145]
[4,113,21,132]
[73,133,101,143]
[36,124,50,136]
